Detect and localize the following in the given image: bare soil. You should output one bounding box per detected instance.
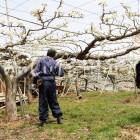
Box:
[116,126,140,140]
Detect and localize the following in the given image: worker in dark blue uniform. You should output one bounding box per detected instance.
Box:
[33,49,64,126]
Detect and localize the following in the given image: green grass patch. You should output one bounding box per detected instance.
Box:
[1,91,140,140]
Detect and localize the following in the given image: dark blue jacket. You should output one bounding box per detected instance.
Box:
[33,56,64,81]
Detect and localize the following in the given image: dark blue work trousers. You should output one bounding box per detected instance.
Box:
[38,80,62,122]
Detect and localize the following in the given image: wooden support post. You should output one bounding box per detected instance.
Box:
[18,85,25,117]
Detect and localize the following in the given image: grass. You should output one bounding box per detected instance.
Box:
[1,91,140,139]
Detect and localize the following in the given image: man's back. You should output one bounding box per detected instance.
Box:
[34,56,64,81]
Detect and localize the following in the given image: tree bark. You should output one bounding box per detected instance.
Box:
[5,78,17,121]
[0,65,17,121]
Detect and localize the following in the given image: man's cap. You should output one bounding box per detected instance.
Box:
[47,48,56,57]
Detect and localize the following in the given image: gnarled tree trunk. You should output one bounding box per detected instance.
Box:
[5,79,17,121]
[0,66,17,121]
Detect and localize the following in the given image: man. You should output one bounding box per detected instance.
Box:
[33,49,64,127]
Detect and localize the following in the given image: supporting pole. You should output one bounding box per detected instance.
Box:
[138,0,140,22]
[5,0,9,23]
[18,85,25,117]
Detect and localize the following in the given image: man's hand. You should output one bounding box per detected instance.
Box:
[37,79,43,86]
[30,84,37,90]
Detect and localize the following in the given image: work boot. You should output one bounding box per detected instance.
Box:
[38,121,45,127]
[38,121,48,127]
[57,117,63,124]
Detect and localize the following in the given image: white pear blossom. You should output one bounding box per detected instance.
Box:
[9,19,17,25]
[37,4,47,13]
[7,19,23,26]
[33,40,39,44]
[98,0,107,5]
[126,11,140,18]
[121,3,134,18]
[85,29,89,33]
[31,9,39,17]
[31,4,47,18]
[16,21,23,26]
[6,21,12,25]
[0,19,6,24]
[41,4,47,9]
[90,24,103,36]
[111,11,117,19]
[103,12,117,22]
[68,10,83,18]
[5,42,13,47]
[121,3,132,11]
[103,16,109,22]
[55,7,64,17]
[3,30,11,36]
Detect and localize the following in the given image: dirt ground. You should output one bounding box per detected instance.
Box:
[0,115,78,140]
[0,115,49,140]
[116,126,140,140]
